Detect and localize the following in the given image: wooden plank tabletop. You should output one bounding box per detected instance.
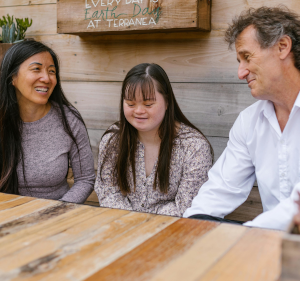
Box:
[0,193,283,281]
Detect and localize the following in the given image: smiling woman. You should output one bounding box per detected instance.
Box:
[94,63,213,217]
[0,41,95,203]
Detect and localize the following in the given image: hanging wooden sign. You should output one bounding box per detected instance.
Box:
[57,0,211,34]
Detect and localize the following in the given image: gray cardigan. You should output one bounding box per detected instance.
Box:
[17,104,95,203]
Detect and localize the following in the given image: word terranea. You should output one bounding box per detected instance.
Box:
[85,1,161,29]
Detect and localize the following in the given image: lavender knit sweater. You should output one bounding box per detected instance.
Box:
[17,104,95,203]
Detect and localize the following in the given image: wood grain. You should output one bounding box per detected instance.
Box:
[0,208,127,275]
[0,196,35,211]
[0,201,79,238]
[212,0,300,30]
[198,228,282,281]
[0,198,59,224]
[85,219,218,281]
[32,31,242,83]
[0,193,20,203]
[58,0,211,34]
[62,81,255,137]
[0,43,13,64]
[0,204,107,261]
[281,233,300,281]
[0,0,56,7]
[0,4,57,35]
[150,223,247,281]
[18,213,178,281]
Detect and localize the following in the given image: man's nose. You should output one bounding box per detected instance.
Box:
[238,63,250,80]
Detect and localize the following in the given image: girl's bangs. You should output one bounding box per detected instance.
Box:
[124,77,156,101]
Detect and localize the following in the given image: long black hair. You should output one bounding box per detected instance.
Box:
[101,63,213,194]
[0,40,86,194]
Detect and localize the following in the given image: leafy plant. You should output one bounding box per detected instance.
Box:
[0,14,32,43]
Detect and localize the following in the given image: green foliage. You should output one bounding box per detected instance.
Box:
[1,14,32,43]
[16,18,33,40]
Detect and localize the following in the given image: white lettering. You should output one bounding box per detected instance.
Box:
[124,19,130,26]
[149,17,156,25]
[119,19,124,26]
[132,0,140,3]
[129,18,135,26]
[87,20,95,28]
[107,19,113,27]
[107,0,114,5]
[116,0,121,4]
[142,18,147,25]
[95,20,101,27]
[85,0,91,8]
[101,0,106,6]
[136,18,142,25]
[126,0,131,3]
[91,0,100,7]
[114,19,118,27]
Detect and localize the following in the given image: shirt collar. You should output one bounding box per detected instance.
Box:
[260,91,300,120]
[260,100,274,120]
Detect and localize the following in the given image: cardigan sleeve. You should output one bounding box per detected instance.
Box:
[60,110,95,203]
[94,130,133,211]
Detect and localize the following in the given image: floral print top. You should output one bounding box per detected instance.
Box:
[94,123,212,217]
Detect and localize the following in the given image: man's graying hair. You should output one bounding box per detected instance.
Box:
[225,6,300,70]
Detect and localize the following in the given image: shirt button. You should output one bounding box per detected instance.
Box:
[141,204,144,207]
[280,139,285,144]
[281,172,285,177]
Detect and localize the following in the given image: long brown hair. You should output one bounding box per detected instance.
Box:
[0,40,86,194]
[101,63,213,194]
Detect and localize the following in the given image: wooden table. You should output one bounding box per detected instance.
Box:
[0,193,283,281]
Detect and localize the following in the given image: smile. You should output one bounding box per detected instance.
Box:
[134,117,148,121]
[35,87,49,93]
[247,79,255,85]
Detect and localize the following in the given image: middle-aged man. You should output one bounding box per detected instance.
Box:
[184,6,300,230]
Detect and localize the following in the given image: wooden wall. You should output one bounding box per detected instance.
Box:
[2,0,300,221]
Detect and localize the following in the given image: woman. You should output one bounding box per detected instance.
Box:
[95,63,213,216]
[0,40,95,203]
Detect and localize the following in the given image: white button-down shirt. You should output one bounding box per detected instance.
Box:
[184,93,300,230]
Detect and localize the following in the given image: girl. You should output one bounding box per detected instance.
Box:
[0,40,95,203]
[95,63,213,216]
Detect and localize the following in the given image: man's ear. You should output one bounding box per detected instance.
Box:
[278,35,292,60]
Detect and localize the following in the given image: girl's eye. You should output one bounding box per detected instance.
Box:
[127,104,134,107]
[145,104,154,107]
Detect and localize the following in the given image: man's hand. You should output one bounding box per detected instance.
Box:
[292,191,300,233]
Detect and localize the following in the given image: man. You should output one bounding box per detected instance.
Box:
[184,6,300,230]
